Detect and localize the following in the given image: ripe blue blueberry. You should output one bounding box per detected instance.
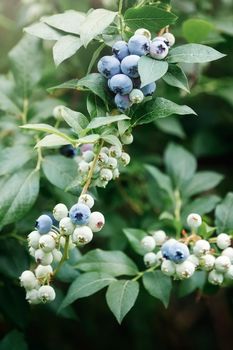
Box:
[97,56,121,79]
[114,94,131,112]
[141,82,156,96]
[60,144,77,158]
[35,215,53,234]
[128,35,150,56]
[161,239,176,260]
[169,242,190,264]
[69,203,91,225]
[112,41,129,61]
[121,55,140,78]
[132,78,141,89]
[109,74,133,95]
[149,40,169,60]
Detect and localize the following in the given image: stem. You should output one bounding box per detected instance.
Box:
[81,140,104,195]
[21,98,29,125]
[174,189,182,221]
[132,263,159,281]
[135,0,148,8]
[118,0,125,38]
[53,236,70,276]
[35,137,43,171]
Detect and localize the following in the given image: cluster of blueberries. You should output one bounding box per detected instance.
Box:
[20,194,105,304]
[141,213,233,283]
[97,28,175,111]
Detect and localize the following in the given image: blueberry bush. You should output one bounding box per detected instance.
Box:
[0,0,233,349]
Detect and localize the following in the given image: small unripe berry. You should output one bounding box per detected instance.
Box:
[162,32,175,47]
[161,260,176,276]
[141,236,156,252]
[101,147,109,154]
[187,213,202,228]
[222,247,233,263]
[78,160,90,174]
[82,150,95,162]
[199,254,215,271]
[144,252,157,267]
[39,234,56,253]
[53,105,65,120]
[120,152,130,166]
[72,226,93,245]
[19,271,38,290]
[35,264,53,279]
[98,152,109,166]
[208,269,224,285]
[108,157,118,169]
[129,89,144,104]
[38,285,56,303]
[113,168,120,179]
[26,289,40,305]
[109,146,122,158]
[156,250,163,264]
[120,133,133,145]
[214,255,231,273]
[216,233,231,250]
[59,217,75,235]
[52,249,63,262]
[35,249,53,266]
[88,212,105,232]
[29,247,35,257]
[152,230,166,246]
[53,203,68,221]
[176,261,195,279]
[78,194,95,209]
[187,254,199,267]
[28,230,41,249]
[225,265,233,280]
[193,240,210,257]
[134,28,151,40]
[100,168,113,182]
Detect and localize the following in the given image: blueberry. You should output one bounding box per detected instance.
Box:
[69,203,91,225]
[35,215,53,234]
[109,74,133,95]
[161,239,176,260]
[114,94,131,112]
[97,55,121,79]
[121,55,140,78]
[149,40,169,60]
[170,242,190,264]
[141,82,156,96]
[112,41,129,61]
[60,144,77,158]
[128,35,150,56]
[132,77,141,89]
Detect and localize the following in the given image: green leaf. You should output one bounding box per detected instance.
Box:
[80,9,117,46]
[164,143,197,188]
[133,97,196,126]
[76,249,139,276]
[178,271,206,297]
[9,35,43,98]
[198,222,216,240]
[142,271,172,308]
[30,98,65,122]
[118,120,131,136]
[77,134,100,145]
[0,91,21,115]
[182,171,223,197]
[42,10,86,35]
[36,134,71,148]
[182,19,214,43]
[101,134,122,148]
[53,35,82,66]
[168,44,225,63]
[123,228,147,255]
[106,280,139,324]
[20,123,73,143]
[162,64,190,92]
[0,169,39,227]
[124,6,177,32]
[0,146,33,176]
[60,272,115,309]
[155,117,186,139]
[60,106,89,136]
[215,193,233,233]
[42,155,77,190]
[182,195,221,221]
[87,115,129,129]
[138,57,168,87]
[0,330,28,350]
[145,164,174,199]
[24,22,62,40]
[87,94,106,118]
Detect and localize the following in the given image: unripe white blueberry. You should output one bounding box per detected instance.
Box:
[29,247,35,257]
[95,178,109,188]
[199,254,215,271]
[216,233,231,250]
[162,32,175,46]
[53,203,68,221]
[78,194,95,209]
[120,152,130,166]
[176,261,195,279]
[38,285,56,303]
[53,105,65,120]
[161,260,176,276]
[52,249,63,262]
[27,230,41,249]
[187,213,202,228]
[135,28,151,40]
[187,254,199,267]
[26,289,41,304]
[72,226,93,245]
[225,265,233,280]
[82,150,95,162]
[208,269,224,285]
[141,236,156,252]
[35,264,53,279]
[19,271,38,290]
[98,152,109,166]
[93,164,101,175]
[59,217,75,236]
[39,234,56,253]
[34,249,53,266]
[120,133,133,145]
[88,211,105,232]
[152,230,166,245]
[60,236,75,250]
[100,168,113,181]
[108,157,118,169]
[129,89,144,104]
[156,250,163,264]
[143,252,157,267]
[193,240,210,257]
[109,146,122,158]
[113,168,120,179]
[78,160,90,174]
[101,147,109,154]
[222,247,233,263]
[214,255,231,273]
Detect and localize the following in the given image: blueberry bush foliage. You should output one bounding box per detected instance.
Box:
[0,0,233,348]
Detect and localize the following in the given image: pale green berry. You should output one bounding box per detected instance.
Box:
[59,217,75,236]
[53,105,65,120]
[35,264,53,279]
[98,152,109,166]
[141,236,156,252]
[161,260,176,276]
[88,211,105,232]
[109,146,122,158]
[129,89,144,104]
[108,157,118,169]
[82,150,95,162]
[208,269,224,285]
[39,234,56,253]
[113,168,120,179]
[176,261,195,279]
[52,249,63,262]
[120,133,133,145]
[222,247,233,263]
[193,240,210,257]
[162,32,175,46]
[26,289,40,305]
[187,254,199,268]
[214,256,231,273]
[144,252,157,267]
[38,285,56,303]
[152,230,166,246]
[19,271,38,290]
[27,230,41,249]
[100,168,113,181]
[120,152,130,166]
[225,265,233,280]
[187,213,202,228]
[78,194,95,209]
[53,203,68,221]
[34,249,53,266]
[135,28,151,40]
[199,254,215,271]
[216,233,231,250]
[72,226,93,245]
